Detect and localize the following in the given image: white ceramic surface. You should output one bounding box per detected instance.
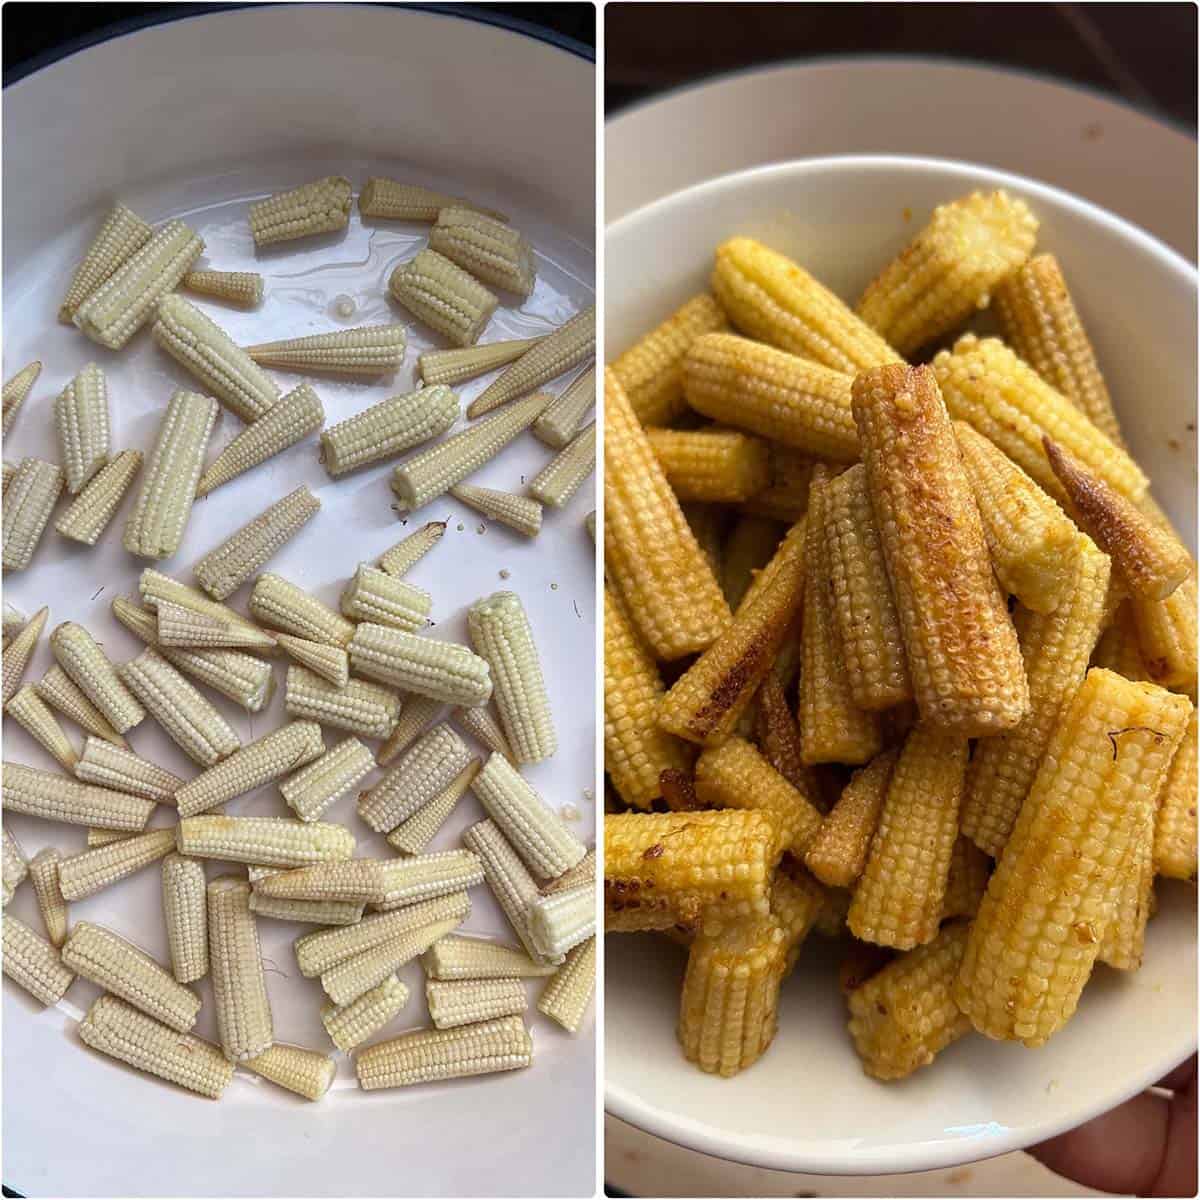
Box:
[605,58,1198,259]
[2,8,595,1198]
[605,155,1197,1176]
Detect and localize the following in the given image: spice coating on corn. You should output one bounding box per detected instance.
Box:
[712,237,902,373]
[956,670,1190,1046]
[799,473,883,763]
[123,391,219,560]
[1045,437,1190,600]
[467,590,556,764]
[419,337,545,388]
[604,809,781,933]
[197,382,324,496]
[193,486,320,601]
[59,204,153,324]
[174,719,324,817]
[3,913,75,1005]
[847,921,972,1080]
[390,390,552,512]
[848,725,967,950]
[348,624,491,707]
[2,361,40,435]
[28,848,69,948]
[993,253,1124,446]
[2,458,64,572]
[388,248,498,348]
[378,520,447,578]
[321,975,410,1052]
[54,363,111,494]
[2,761,154,830]
[250,573,355,647]
[285,665,401,739]
[341,564,431,633]
[161,853,208,982]
[207,876,274,1060]
[1154,709,1197,881]
[249,176,351,246]
[245,323,407,376]
[320,385,459,478]
[805,748,897,888]
[604,370,731,660]
[3,607,49,707]
[852,364,1028,736]
[6,685,79,772]
[421,933,556,981]
[469,304,596,418]
[74,219,204,350]
[179,815,354,869]
[359,179,506,223]
[932,334,1147,502]
[678,915,788,1077]
[182,269,264,308]
[611,294,729,427]
[426,977,528,1029]
[280,735,374,822]
[429,207,536,298]
[356,1014,533,1089]
[857,191,1037,354]
[960,536,1111,857]
[55,448,143,546]
[119,647,240,767]
[58,828,178,900]
[532,366,596,448]
[78,994,232,1097]
[51,621,145,735]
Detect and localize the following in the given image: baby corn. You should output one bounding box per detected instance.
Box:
[993,252,1124,446]
[451,484,542,538]
[852,363,1028,736]
[28,848,69,948]
[357,721,474,829]
[321,386,459,478]
[59,204,152,324]
[538,937,596,1033]
[3,607,49,707]
[426,977,528,1030]
[386,758,480,855]
[321,915,462,1006]
[341,565,431,633]
[605,809,781,933]
[462,819,544,959]
[245,323,407,376]
[528,421,596,508]
[960,536,1112,857]
[3,458,64,572]
[3,829,28,907]
[1132,573,1198,691]
[1154,709,1197,880]
[6,685,78,772]
[182,269,263,308]
[3,913,75,1005]
[420,933,557,981]
[359,179,506,223]
[848,725,967,950]
[805,748,897,888]
[244,1044,336,1101]
[347,624,491,706]
[378,520,446,578]
[285,665,401,739]
[54,363,111,494]
[646,427,770,503]
[58,828,177,900]
[75,738,181,803]
[429,207,535,297]
[321,976,410,1052]
[932,334,1147,501]
[388,248,497,347]
[468,305,595,418]
[280,735,374,823]
[419,337,545,387]
[954,421,1080,613]
[2,361,40,435]
[155,601,276,651]
[249,176,351,246]
[161,853,208,983]
[55,448,143,546]
[856,191,1037,355]
[2,761,153,831]
[711,237,901,372]
[249,573,355,647]
[180,815,354,870]
[610,294,728,426]
[51,621,145,735]
[207,877,274,1060]
[533,366,596,448]
[956,669,1190,1045]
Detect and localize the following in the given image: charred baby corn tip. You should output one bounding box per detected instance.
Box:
[852,363,1029,736]
[610,293,729,427]
[856,190,1038,355]
[248,176,352,246]
[1132,572,1198,692]
[711,237,903,373]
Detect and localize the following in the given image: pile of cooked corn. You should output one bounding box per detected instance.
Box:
[604,190,1196,1081]
[2,176,596,1100]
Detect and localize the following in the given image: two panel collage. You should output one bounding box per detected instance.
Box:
[0,3,1195,1198]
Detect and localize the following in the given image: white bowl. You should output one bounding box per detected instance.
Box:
[605,155,1197,1176]
[3,9,595,1198]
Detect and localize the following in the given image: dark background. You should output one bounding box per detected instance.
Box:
[606,2,1195,130]
[2,1,595,80]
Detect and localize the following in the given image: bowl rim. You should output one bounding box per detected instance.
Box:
[604,152,1198,1176]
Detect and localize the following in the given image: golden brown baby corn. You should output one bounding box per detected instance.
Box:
[932,334,1147,502]
[711,237,903,373]
[798,472,882,764]
[959,536,1113,857]
[856,191,1037,355]
[609,294,728,426]
[678,915,788,1076]
[955,669,1190,1046]
[684,333,859,461]
[659,540,803,745]
[742,445,816,522]
[848,724,967,950]
[823,463,912,710]
[1044,438,1190,600]
[721,514,784,611]
[604,369,731,660]
[852,363,1028,736]
[804,748,897,888]
[993,252,1124,446]
[694,736,823,855]
[941,836,991,922]
[1132,572,1198,692]
[604,809,781,933]
[1096,802,1156,973]
[646,427,771,503]
[1154,708,1197,881]
[847,920,972,1080]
